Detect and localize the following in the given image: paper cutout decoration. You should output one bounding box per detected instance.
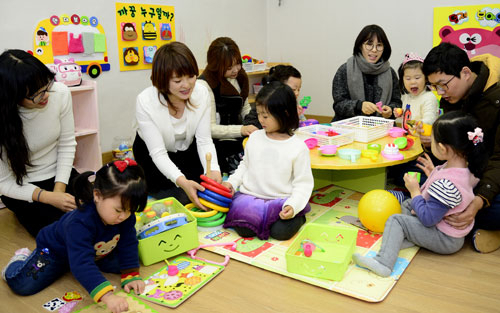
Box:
[142,21,157,40]
[36,27,50,46]
[93,33,106,52]
[143,46,157,64]
[121,22,137,41]
[123,47,139,65]
[81,32,94,54]
[138,256,224,308]
[52,31,69,55]
[160,23,172,40]
[68,33,84,53]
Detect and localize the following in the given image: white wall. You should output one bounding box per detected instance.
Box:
[0,0,487,151]
[266,0,486,118]
[0,0,268,151]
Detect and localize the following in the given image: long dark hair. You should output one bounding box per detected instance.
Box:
[205,37,243,81]
[432,111,488,177]
[73,160,148,213]
[255,81,298,136]
[0,49,55,184]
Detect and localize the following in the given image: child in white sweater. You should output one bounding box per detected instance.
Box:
[222,81,314,240]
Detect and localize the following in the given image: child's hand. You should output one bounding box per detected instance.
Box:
[381,105,392,118]
[100,292,128,313]
[279,205,294,220]
[222,182,234,196]
[403,173,421,197]
[416,153,434,177]
[124,279,145,295]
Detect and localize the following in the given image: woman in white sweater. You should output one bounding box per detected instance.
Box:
[0,50,78,236]
[133,42,221,207]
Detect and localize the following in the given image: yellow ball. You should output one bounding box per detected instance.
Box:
[358,190,401,233]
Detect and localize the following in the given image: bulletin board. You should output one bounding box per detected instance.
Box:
[115,2,176,72]
[433,4,500,59]
[32,14,110,78]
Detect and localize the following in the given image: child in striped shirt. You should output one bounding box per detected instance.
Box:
[353,111,488,277]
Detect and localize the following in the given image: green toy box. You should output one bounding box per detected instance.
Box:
[285,223,358,281]
[137,197,198,266]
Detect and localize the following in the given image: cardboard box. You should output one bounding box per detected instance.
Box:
[285,223,357,281]
[138,198,198,266]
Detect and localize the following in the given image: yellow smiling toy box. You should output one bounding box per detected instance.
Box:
[137,197,198,266]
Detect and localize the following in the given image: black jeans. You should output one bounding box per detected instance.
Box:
[1,168,79,237]
[133,133,204,204]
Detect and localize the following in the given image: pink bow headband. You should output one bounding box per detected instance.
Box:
[467,127,483,145]
[403,52,424,65]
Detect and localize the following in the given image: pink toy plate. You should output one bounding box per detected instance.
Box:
[388,127,407,138]
[381,151,404,160]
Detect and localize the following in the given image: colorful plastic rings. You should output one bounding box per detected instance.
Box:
[200,175,231,192]
[185,203,217,218]
[197,214,226,227]
[201,182,232,199]
[196,211,224,222]
[197,191,229,208]
[199,198,229,213]
[200,189,232,204]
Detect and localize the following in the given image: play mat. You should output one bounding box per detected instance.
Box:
[197,184,419,302]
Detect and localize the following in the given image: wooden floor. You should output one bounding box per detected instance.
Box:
[1,207,499,313]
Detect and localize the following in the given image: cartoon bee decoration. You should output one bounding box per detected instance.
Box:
[142,21,157,40]
[121,22,138,41]
[123,47,140,65]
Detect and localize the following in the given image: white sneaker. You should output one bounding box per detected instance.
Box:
[2,248,31,280]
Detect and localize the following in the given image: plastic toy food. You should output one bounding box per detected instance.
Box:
[422,124,432,137]
[381,143,404,160]
[393,137,408,149]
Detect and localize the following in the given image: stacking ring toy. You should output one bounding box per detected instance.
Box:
[201,182,232,199]
[200,198,230,213]
[200,189,232,204]
[185,203,217,218]
[200,175,231,193]
[197,211,224,222]
[197,191,229,208]
[197,214,226,227]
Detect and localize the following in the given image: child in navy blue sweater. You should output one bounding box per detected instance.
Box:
[2,159,147,313]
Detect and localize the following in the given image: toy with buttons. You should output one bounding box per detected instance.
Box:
[135,199,175,232]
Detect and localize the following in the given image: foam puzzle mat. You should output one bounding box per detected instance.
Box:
[197,184,419,302]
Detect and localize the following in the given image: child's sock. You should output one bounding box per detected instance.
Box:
[2,248,31,280]
[352,253,392,277]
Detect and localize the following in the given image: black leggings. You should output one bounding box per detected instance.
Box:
[233,215,306,241]
[132,133,204,204]
[1,168,79,237]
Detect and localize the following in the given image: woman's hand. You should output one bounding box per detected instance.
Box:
[415,153,435,177]
[176,176,206,210]
[100,292,128,313]
[279,205,294,220]
[124,279,145,295]
[241,125,258,137]
[37,189,76,212]
[381,105,392,118]
[222,182,235,196]
[403,173,421,198]
[210,171,223,184]
[445,196,483,229]
[361,101,379,115]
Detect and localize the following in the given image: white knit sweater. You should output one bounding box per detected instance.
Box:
[0,82,76,202]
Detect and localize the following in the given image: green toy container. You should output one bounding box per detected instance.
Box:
[137,197,198,266]
[285,223,357,281]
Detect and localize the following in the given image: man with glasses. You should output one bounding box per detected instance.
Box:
[422,42,500,253]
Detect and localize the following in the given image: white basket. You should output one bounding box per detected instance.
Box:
[331,116,394,142]
[296,124,354,147]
